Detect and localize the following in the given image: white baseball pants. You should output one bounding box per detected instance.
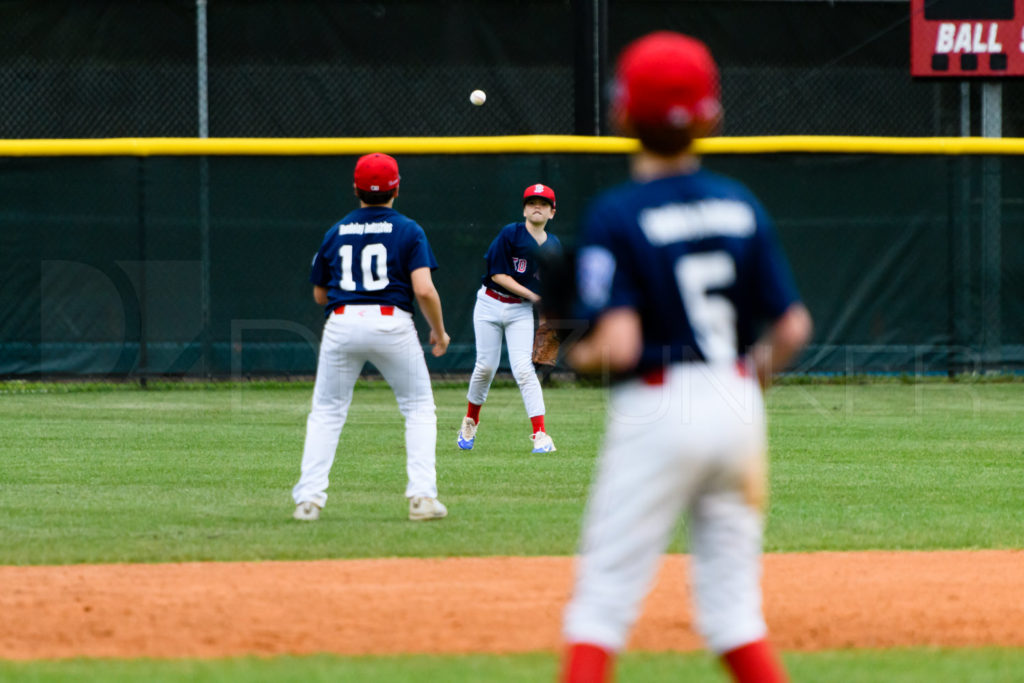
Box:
[292,305,438,507]
[563,361,768,654]
[466,286,545,417]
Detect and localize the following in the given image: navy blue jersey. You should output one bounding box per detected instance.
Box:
[309,206,438,316]
[481,222,563,297]
[575,168,800,374]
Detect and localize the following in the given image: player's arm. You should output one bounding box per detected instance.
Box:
[490,273,540,303]
[566,307,642,375]
[312,285,328,306]
[410,267,451,357]
[749,302,812,389]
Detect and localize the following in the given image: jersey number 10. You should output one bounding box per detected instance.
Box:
[338,243,390,291]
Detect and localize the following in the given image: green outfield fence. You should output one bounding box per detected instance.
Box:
[2,135,1022,378]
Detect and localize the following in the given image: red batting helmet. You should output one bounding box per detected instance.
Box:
[612,31,721,132]
[523,183,556,208]
[354,153,400,192]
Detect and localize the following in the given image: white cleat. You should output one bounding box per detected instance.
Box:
[531,431,556,453]
[457,416,477,450]
[409,496,448,521]
[293,501,321,521]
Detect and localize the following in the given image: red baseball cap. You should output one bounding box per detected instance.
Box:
[353,153,400,192]
[523,183,556,208]
[612,31,721,131]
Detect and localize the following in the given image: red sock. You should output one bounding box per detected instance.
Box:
[466,402,481,423]
[561,643,612,683]
[530,414,545,434]
[721,639,787,683]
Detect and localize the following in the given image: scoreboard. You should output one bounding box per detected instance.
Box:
[911,0,1024,77]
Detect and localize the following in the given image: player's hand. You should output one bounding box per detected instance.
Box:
[430,330,450,357]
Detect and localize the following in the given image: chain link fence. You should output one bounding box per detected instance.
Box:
[0,0,1021,140]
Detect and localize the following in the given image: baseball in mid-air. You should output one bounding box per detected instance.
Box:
[469,89,487,106]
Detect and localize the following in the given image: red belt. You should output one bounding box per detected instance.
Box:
[334,305,395,316]
[642,359,751,386]
[485,288,524,304]
[642,368,665,385]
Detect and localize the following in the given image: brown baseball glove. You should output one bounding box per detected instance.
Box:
[532,322,560,367]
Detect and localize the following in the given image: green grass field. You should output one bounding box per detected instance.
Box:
[1,379,1022,681]
[3,649,1024,683]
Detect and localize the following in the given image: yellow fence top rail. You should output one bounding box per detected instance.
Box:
[1,135,1024,156]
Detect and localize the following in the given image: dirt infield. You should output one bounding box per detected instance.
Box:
[2,550,1023,660]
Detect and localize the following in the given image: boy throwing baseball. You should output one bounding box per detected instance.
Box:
[457,184,562,454]
[559,32,812,682]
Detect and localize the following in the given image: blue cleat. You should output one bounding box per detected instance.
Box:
[457,416,477,450]
[531,431,556,453]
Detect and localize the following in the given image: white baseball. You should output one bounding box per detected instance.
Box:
[470,89,487,106]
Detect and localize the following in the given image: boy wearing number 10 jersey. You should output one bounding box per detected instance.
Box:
[292,153,451,523]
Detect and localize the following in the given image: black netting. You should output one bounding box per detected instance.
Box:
[209,64,574,137]
[0,1,196,138]
[1,0,1022,139]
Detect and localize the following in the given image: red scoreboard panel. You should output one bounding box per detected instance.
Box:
[911,0,1024,77]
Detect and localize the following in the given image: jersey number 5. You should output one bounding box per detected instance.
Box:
[675,251,737,362]
[338,243,389,291]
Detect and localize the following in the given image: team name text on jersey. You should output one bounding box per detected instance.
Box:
[639,199,755,245]
[338,221,394,236]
